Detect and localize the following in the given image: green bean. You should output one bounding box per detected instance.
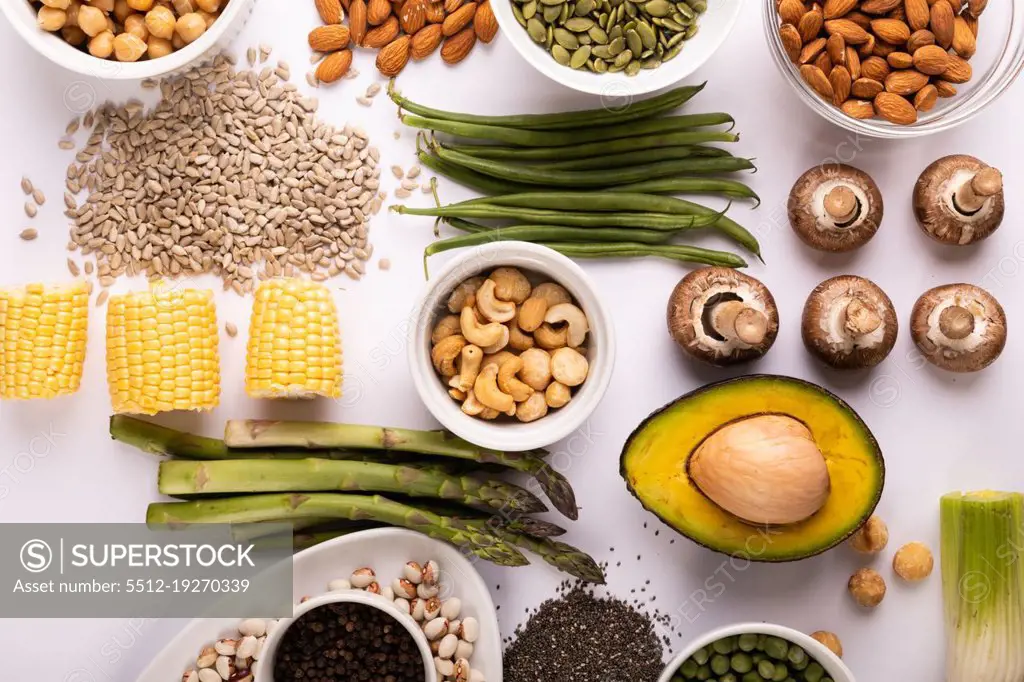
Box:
[389,81,706,130]
[609,177,760,203]
[402,114,736,147]
[446,134,739,161]
[543,145,733,171]
[428,225,674,253]
[539,242,747,268]
[416,152,536,195]
[393,204,723,231]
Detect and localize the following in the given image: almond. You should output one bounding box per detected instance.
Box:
[871,17,911,44]
[425,1,445,22]
[964,14,978,37]
[800,64,835,100]
[930,0,954,48]
[904,0,930,30]
[825,18,870,43]
[376,34,411,76]
[799,37,828,63]
[888,4,906,21]
[841,98,876,118]
[442,1,476,36]
[827,33,846,65]
[861,55,890,80]
[846,46,862,78]
[823,0,856,19]
[778,0,807,26]
[859,0,900,13]
[951,16,976,58]
[906,28,935,52]
[798,7,824,42]
[851,77,884,98]
[474,1,498,43]
[399,0,427,34]
[316,49,353,83]
[874,91,917,124]
[441,25,476,64]
[814,51,833,74]
[940,53,972,83]
[912,44,948,74]
[364,15,400,47]
[935,80,957,97]
[846,10,871,29]
[444,0,464,12]
[946,0,964,12]
[830,65,852,104]
[885,69,929,94]
[411,23,443,58]
[780,24,803,63]
[967,0,986,17]
[914,83,938,110]
[308,25,351,52]
[350,0,368,45]
[858,33,876,57]
[873,41,897,57]
[367,0,392,24]
[315,0,344,24]
[886,51,913,68]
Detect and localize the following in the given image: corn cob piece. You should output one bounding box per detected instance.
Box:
[0,282,88,400]
[245,279,343,399]
[106,285,220,415]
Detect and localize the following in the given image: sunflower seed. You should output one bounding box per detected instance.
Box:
[67,258,80,276]
[24,203,37,218]
[356,96,372,107]
[395,188,412,199]
[95,290,109,307]
[365,83,381,98]
[21,177,33,194]
[225,322,238,337]
[406,165,421,179]
[392,165,405,179]
[378,258,391,270]
[19,228,37,241]
[32,189,46,206]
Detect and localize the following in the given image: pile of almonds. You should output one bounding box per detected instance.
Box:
[775,0,986,125]
[309,0,499,83]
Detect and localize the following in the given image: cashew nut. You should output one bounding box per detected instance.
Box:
[532,282,573,307]
[447,276,485,313]
[497,356,535,403]
[482,325,510,354]
[479,407,502,420]
[545,381,572,408]
[508,315,535,352]
[431,335,466,377]
[551,347,589,387]
[516,393,549,423]
[450,344,483,393]
[431,314,462,345]
[518,348,552,391]
[475,279,516,323]
[473,364,515,413]
[518,297,549,333]
[461,390,486,416]
[460,306,505,348]
[534,323,569,350]
[449,387,467,401]
[544,303,589,348]
[482,350,517,371]
[489,267,532,304]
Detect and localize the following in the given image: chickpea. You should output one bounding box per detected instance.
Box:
[194,0,220,11]
[77,4,107,36]
[175,12,206,43]
[89,0,115,11]
[147,35,174,58]
[113,0,131,21]
[123,13,149,40]
[112,32,147,60]
[88,29,115,57]
[37,6,68,31]
[41,0,72,8]
[127,0,155,9]
[197,9,217,27]
[171,30,185,49]
[144,5,175,39]
[171,0,195,13]
[65,0,82,26]
[62,24,88,44]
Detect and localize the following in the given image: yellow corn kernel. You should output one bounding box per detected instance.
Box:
[106,284,219,415]
[0,282,88,400]
[246,279,343,399]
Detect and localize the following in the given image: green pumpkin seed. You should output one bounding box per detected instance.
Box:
[625,60,642,75]
[513,4,527,25]
[685,23,698,38]
[644,0,672,16]
[613,48,633,66]
[523,0,538,18]
[527,17,547,41]
[569,44,592,68]
[539,0,564,6]
[564,16,595,30]
[554,27,580,48]
[579,33,592,44]
[591,44,613,59]
[666,30,686,47]
[607,36,624,55]
[636,20,656,48]
[623,18,637,31]
[625,28,643,54]
[685,0,706,11]
[552,43,572,64]
[661,18,687,31]
[663,42,682,61]
[559,2,571,22]
[639,47,653,58]
[593,57,608,72]
[588,25,609,42]
[547,24,555,47]
[624,1,637,17]
[574,0,596,14]
[608,24,623,39]
[655,41,664,55]
[676,2,695,19]
[608,60,626,72]
[670,12,691,26]
[641,56,662,68]
[542,5,561,20]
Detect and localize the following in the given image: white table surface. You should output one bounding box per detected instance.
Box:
[1,2,1022,680]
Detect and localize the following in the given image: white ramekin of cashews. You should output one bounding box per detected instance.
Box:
[409,242,615,452]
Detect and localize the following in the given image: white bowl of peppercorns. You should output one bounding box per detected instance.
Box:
[256,590,439,682]
[0,0,255,80]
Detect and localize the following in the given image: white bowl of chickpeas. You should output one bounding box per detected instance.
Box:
[409,242,616,452]
[2,0,254,79]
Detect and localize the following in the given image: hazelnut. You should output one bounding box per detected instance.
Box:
[848,515,888,555]
[848,567,886,608]
[892,541,934,582]
[810,631,843,658]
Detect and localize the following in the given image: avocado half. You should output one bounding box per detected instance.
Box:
[620,375,884,562]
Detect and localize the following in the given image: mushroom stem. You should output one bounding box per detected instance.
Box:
[954,168,1003,214]
[842,298,882,337]
[939,305,976,340]
[824,185,859,225]
[711,300,769,345]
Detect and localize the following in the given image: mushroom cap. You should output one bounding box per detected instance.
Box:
[802,275,898,370]
[913,155,1005,246]
[788,164,883,253]
[910,283,1006,372]
[667,267,779,366]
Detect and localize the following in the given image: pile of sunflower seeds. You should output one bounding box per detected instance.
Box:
[62,51,382,293]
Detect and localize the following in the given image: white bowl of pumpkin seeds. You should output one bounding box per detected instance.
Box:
[492,0,740,95]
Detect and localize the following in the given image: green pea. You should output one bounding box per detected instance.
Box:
[821,678,833,682]
[711,655,731,676]
[741,673,761,682]
[771,663,788,681]
[696,664,711,681]
[720,675,737,682]
[681,659,699,678]
[786,646,806,667]
[738,634,759,652]
[752,654,765,664]
[713,637,736,655]
[804,663,824,682]
[730,653,753,674]
[757,661,775,679]
[764,637,790,660]
[693,647,710,665]
[671,676,686,682]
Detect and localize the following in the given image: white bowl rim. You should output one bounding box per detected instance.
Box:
[490,0,742,96]
[254,589,439,682]
[658,622,856,682]
[408,241,616,452]
[0,0,253,80]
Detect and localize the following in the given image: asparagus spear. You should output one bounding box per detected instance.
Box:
[147,493,530,567]
[411,500,568,538]
[223,420,579,520]
[158,459,547,515]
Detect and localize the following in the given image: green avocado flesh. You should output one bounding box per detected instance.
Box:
[620,375,885,562]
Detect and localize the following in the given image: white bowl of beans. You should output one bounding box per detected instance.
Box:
[1,0,255,80]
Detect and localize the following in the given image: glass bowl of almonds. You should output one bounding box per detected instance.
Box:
[1,0,255,79]
[763,0,1024,137]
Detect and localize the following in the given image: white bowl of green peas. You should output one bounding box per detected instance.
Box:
[660,623,855,682]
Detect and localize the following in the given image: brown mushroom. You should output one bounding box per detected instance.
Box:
[802,276,898,370]
[910,283,1006,372]
[913,155,1004,245]
[788,164,884,252]
[667,267,779,366]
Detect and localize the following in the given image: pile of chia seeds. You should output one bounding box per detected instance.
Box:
[504,581,667,682]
